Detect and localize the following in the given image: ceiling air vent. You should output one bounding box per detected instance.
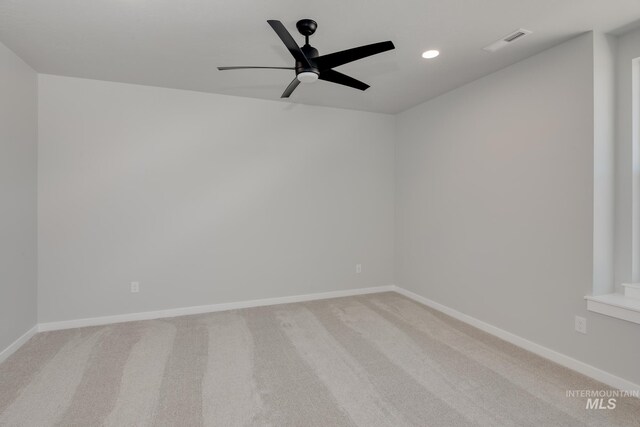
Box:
[483,29,532,52]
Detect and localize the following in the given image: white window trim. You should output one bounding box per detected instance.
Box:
[585,284,640,325]
[585,58,640,325]
[632,57,640,282]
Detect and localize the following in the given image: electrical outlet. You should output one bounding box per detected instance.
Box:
[130,281,140,293]
[574,316,587,334]
[356,264,362,274]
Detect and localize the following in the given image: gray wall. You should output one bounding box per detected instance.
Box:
[38,75,395,322]
[396,33,640,385]
[0,42,38,350]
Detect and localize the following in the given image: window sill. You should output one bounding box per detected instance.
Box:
[585,293,640,324]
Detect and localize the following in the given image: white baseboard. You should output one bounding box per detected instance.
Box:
[38,285,396,332]
[0,325,38,364]
[394,286,640,393]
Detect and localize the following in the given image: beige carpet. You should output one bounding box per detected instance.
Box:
[1,292,639,426]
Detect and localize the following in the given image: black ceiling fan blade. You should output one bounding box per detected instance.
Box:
[218,66,294,71]
[267,20,312,68]
[318,69,370,91]
[281,77,301,98]
[314,41,395,70]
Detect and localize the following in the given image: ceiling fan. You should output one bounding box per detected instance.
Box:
[218,19,395,98]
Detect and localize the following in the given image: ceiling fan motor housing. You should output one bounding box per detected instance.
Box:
[297,44,319,78]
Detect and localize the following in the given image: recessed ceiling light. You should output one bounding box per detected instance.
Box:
[422,50,440,59]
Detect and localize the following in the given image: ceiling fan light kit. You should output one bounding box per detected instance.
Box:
[218,18,395,98]
[297,71,319,83]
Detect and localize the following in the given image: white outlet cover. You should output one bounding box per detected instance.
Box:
[356,264,362,273]
[131,281,140,293]
[574,316,587,334]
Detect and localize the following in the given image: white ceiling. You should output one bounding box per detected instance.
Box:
[1,0,639,113]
